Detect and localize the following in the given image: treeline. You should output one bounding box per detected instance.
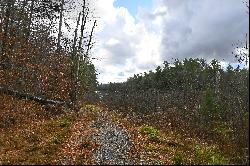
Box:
[97,58,249,163]
[0,0,98,106]
[99,58,248,112]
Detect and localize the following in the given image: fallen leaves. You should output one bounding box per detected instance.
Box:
[0,95,233,165]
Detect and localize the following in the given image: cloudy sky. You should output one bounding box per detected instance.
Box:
[90,0,249,84]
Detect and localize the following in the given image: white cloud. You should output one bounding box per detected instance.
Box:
[92,0,249,84]
[92,0,163,83]
[157,0,249,62]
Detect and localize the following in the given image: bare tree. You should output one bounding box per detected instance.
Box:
[57,0,64,50]
[232,1,249,66]
[1,0,98,107]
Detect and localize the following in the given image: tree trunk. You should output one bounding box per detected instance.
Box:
[1,0,15,70]
[1,0,13,54]
[70,12,81,105]
[84,20,96,61]
[57,0,64,50]
[26,0,34,41]
[78,0,87,54]
[0,86,72,107]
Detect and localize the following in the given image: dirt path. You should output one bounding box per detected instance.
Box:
[91,111,133,165]
[57,105,136,165]
[57,104,228,165]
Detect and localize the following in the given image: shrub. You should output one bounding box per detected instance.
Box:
[58,117,72,127]
[194,145,228,165]
[199,88,226,116]
[52,134,64,145]
[173,153,185,165]
[140,125,159,140]
[213,122,233,136]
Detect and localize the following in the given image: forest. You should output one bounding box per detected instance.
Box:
[95,58,249,164]
[0,0,249,165]
[0,0,98,106]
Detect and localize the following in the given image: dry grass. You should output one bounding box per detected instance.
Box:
[0,94,92,164]
[0,95,246,165]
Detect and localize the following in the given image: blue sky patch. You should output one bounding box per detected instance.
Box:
[114,0,152,17]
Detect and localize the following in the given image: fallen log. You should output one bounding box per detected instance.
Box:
[0,86,73,107]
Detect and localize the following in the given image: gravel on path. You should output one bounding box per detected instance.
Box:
[91,112,133,165]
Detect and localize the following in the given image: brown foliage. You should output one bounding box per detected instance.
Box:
[96,90,249,165]
[0,31,73,101]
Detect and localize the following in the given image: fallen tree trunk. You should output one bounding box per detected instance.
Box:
[0,86,73,107]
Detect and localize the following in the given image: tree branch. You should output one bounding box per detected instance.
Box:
[0,86,72,107]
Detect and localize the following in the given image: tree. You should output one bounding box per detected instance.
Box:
[232,0,249,66]
[69,0,97,105]
[0,0,98,107]
[57,0,64,50]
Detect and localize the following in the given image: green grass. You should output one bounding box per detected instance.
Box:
[213,122,233,136]
[58,116,72,127]
[173,153,185,165]
[0,113,75,165]
[194,145,228,165]
[51,134,64,145]
[140,125,159,140]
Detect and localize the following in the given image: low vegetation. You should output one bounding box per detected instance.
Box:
[0,0,248,165]
[140,125,159,141]
[0,91,248,165]
[95,58,249,165]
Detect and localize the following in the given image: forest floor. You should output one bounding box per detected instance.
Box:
[0,94,233,165]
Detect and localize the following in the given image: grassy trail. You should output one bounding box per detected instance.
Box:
[0,95,230,165]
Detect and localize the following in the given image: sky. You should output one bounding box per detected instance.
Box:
[114,0,152,17]
[89,0,249,84]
